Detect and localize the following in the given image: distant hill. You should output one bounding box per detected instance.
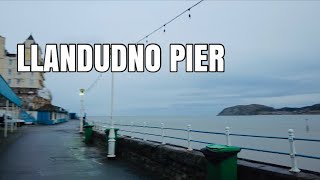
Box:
[218,104,320,116]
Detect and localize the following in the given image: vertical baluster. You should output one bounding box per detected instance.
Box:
[161,123,165,145]
[187,124,192,151]
[288,129,300,173]
[225,126,231,146]
[130,121,134,138]
[143,122,147,141]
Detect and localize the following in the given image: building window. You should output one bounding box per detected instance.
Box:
[9,59,13,66]
[7,79,11,85]
[17,79,20,85]
[8,69,12,75]
[30,79,34,85]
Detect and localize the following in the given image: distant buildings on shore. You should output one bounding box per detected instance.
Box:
[0,35,51,110]
[0,35,68,124]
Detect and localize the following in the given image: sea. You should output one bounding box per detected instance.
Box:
[88,115,320,172]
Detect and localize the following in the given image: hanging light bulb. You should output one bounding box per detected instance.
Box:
[188,9,191,19]
[163,24,166,33]
[146,36,148,43]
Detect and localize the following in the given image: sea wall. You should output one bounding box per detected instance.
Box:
[92,131,320,180]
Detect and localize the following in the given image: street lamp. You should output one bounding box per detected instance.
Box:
[79,88,85,133]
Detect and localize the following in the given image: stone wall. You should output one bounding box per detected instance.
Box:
[92,131,320,180]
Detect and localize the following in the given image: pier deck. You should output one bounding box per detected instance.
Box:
[0,120,156,180]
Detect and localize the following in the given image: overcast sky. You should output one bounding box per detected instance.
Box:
[0,1,319,116]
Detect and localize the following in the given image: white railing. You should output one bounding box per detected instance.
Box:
[88,120,320,173]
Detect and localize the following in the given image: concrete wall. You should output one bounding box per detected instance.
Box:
[92,131,320,180]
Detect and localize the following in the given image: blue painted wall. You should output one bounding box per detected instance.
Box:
[37,112,54,125]
[37,111,68,125]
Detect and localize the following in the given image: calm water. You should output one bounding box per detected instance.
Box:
[88,115,320,172]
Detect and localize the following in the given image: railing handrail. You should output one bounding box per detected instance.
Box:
[89,120,320,142]
[110,121,320,142]
[191,129,225,135]
[296,154,320,160]
[88,119,320,171]
[294,138,320,142]
[117,129,292,156]
[229,133,288,140]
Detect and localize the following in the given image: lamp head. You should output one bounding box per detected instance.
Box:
[79,88,85,96]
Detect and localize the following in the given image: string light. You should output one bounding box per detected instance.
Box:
[84,0,205,94]
[136,0,204,43]
[86,73,103,94]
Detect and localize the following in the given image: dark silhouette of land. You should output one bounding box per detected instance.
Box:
[218,104,320,116]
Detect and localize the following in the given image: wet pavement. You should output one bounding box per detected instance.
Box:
[0,120,156,180]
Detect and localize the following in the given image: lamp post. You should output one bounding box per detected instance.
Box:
[108,73,116,158]
[79,88,85,133]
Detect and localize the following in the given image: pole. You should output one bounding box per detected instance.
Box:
[110,73,114,122]
[15,107,19,130]
[79,89,85,133]
[80,95,83,133]
[10,103,14,132]
[108,72,116,158]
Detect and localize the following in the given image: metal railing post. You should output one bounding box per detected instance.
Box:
[288,129,300,173]
[11,103,14,132]
[107,120,116,158]
[187,124,192,151]
[130,121,134,138]
[225,126,231,146]
[161,123,165,145]
[4,100,9,138]
[143,122,147,141]
[14,106,17,130]
[79,93,84,133]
